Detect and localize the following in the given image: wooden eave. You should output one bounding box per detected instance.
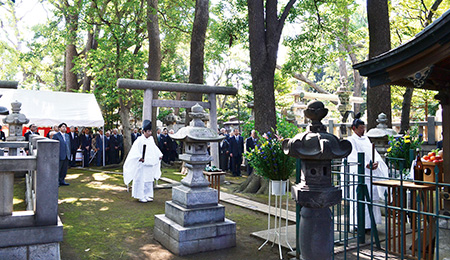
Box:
[353,9,450,91]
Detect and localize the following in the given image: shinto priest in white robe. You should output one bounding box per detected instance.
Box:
[123,135,163,200]
[346,133,388,229]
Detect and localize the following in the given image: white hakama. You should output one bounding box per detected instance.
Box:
[346,133,389,229]
[123,135,163,200]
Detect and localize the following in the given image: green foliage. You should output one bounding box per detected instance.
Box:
[245,131,296,180]
[387,126,423,168]
[156,108,172,121]
[243,116,301,180]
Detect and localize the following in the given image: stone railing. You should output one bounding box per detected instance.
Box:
[0,135,62,258]
[298,116,442,145]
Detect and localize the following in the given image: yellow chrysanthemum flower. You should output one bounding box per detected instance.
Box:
[405,139,411,144]
[387,147,392,152]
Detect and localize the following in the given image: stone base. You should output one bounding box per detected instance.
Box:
[0,242,60,260]
[154,214,236,256]
[165,201,225,227]
[172,185,218,208]
[439,217,450,229]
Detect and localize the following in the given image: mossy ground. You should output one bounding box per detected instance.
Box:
[13,167,292,260]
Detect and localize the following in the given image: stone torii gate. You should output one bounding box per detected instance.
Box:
[117,79,238,167]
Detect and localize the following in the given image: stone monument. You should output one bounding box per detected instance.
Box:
[154,104,236,255]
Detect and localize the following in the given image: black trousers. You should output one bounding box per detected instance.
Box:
[59,158,69,184]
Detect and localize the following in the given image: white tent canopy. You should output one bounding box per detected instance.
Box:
[0,89,104,127]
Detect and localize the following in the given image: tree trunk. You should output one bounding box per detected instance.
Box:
[83,29,94,92]
[248,0,296,134]
[119,96,133,161]
[366,0,391,129]
[400,87,414,134]
[236,174,269,194]
[186,0,209,124]
[147,0,161,139]
[65,12,79,92]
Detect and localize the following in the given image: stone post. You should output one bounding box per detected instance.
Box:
[0,172,14,216]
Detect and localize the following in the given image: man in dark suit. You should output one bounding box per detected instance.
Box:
[68,126,80,167]
[24,124,39,141]
[131,128,141,144]
[161,128,171,164]
[229,128,244,177]
[109,129,120,164]
[80,128,93,167]
[219,132,230,171]
[53,123,71,186]
[95,129,107,166]
[105,130,111,164]
[117,130,124,162]
[245,130,257,175]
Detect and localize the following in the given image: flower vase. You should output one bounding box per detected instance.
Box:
[271,180,287,196]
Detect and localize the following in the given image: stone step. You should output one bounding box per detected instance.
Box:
[154,214,236,256]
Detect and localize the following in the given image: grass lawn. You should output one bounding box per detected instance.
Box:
[11,166,292,259]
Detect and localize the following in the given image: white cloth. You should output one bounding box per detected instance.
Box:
[346,133,389,229]
[123,135,163,199]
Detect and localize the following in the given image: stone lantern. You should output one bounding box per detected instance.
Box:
[154,103,236,255]
[336,86,352,138]
[2,100,29,142]
[282,100,352,260]
[366,113,397,157]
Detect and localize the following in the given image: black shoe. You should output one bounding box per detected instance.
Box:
[59,182,70,186]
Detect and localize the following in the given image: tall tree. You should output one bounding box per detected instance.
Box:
[147,0,161,138]
[186,0,209,124]
[247,0,296,134]
[366,0,391,129]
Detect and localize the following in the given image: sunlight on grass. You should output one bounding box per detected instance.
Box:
[99,206,109,211]
[13,198,24,205]
[78,197,114,203]
[59,197,115,204]
[86,181,127,191]
[92,172,112,181]
[66,173,82,180]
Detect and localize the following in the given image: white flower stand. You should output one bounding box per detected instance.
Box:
[258,179,294,259]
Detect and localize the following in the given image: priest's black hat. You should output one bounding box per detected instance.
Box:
[351,112,364,128]
[143,120,152,131]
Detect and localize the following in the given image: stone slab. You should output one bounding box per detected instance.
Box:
[172,185,218,208]
[0,219,63,248]
[165,201,225,227]
[29,242,60,260]
[154,214,236,256]
[0,242,60,260]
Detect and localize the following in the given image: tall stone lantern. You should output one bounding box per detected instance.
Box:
[2,100,29,141]
[366,113,398,157]
[282,100,352,260]
[154,103,236,255]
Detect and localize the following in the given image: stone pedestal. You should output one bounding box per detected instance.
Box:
[154,168,236,255]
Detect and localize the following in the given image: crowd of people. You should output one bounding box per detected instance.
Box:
[20,123,182,168]
[218,127,257,177]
